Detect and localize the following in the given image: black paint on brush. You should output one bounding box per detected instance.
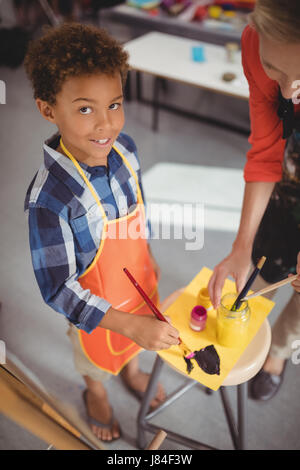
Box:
[184,357,194,374]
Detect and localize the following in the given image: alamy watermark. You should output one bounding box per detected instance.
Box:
[291,340,300,365]
[147,202,204,251]
[0,340,6,364]
[0,80,6,104]
[103,200,204,251]
[292,81,300,105]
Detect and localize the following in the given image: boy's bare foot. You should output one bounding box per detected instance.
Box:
[84,388,121,442]
[120,368,166,409]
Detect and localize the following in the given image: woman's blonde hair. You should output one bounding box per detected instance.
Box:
[250,0,300,43]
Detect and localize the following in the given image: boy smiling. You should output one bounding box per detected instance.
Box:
[24,23,179,442]
[49,73,125,167]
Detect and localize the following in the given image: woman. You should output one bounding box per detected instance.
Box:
[208,0,300,400]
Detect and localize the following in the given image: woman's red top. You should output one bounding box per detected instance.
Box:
[241,25,300,182]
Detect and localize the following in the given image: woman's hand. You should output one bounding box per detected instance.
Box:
[291,252,300,293]
[208,248,252,309]
[208,182,275,309]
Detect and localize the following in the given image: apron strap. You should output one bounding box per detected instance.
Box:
[60,138,144,211]
[60,138,108,221]
[113,143,144,206]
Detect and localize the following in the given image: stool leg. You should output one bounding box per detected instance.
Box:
[137,355,164,449]
[237,383,248,450]
[219,386,239,449]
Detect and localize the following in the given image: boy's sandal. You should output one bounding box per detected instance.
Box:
[82,389,122,442]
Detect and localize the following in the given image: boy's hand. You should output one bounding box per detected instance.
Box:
[126,315,180,351]
[291,252,300,293]
[101,307,180,350]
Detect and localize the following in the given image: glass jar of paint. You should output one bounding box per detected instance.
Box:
[216,293,250,348]
[197,287,212,311]
[190,306,207,332]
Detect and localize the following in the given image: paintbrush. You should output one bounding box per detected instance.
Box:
[123,268,220,376]
[243,273,299,301]
[123,268,192,356]
[231,256,266,312]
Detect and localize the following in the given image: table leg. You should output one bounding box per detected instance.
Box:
[125,70,132,102]
[152,76,160,132]
[219,386,239,449]
[136,71,142,101]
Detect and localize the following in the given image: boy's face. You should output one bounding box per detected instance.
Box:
[38,73,125,166]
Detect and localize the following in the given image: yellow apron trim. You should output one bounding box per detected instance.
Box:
[59,138,147,279]
[79,230,106,279]
[77,330,142,376]
[106,330,136,356]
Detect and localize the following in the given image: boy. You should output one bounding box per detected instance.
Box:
[24,23,179,442]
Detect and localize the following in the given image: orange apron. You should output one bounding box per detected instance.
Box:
[60,139,158,375]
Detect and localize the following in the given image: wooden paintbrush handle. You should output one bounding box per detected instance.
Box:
[244,273,299,300]
[257,256,267,270]
[123,268,166,321]
[146,430,167,450]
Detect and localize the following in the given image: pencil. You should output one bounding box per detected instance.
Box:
[123,267,191,355]
[243,273,299,301]
[231,256,266,311]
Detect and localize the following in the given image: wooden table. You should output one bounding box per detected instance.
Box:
[124,31,249,134]
[102,4,243,45]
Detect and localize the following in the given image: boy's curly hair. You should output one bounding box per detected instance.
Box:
[24,23,129,105]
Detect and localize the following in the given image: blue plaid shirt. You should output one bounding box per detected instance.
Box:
[25,132,151,333]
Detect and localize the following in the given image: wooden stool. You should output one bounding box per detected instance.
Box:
[137,289,271,450]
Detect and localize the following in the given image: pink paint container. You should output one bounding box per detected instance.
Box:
[190,305,207,332]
